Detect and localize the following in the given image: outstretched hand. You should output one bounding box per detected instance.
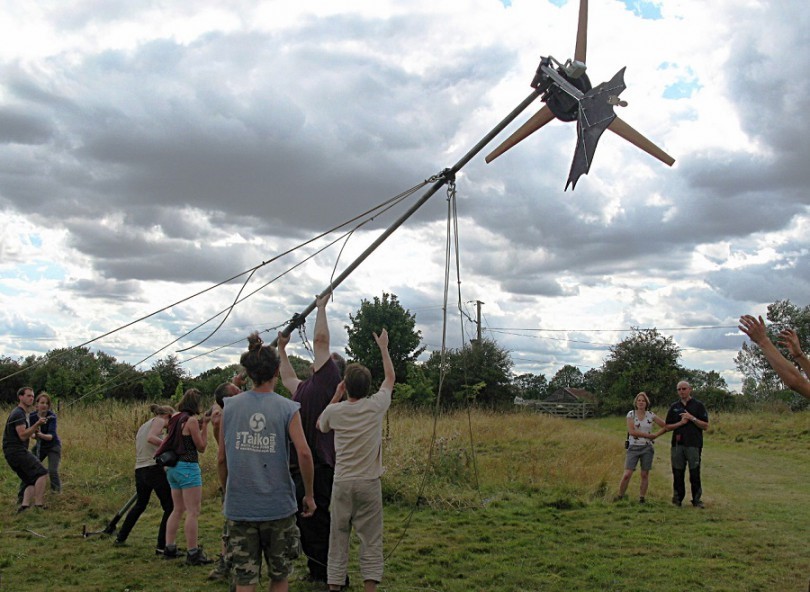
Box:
[778,328,804,358]
[373,328,389,350]
[315,291,332,309]
[277,331,290,349]
[739,315,768,345]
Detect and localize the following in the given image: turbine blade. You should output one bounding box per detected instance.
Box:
[575,0,588,63]
[608,116,675,166]
[485,105,556,163]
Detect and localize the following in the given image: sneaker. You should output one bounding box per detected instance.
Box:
[155,548,165,556]
[691,500,705,508]
[113,539,127,547]
[671,496,682,507]
[163,546,179,560]
[638,496,646,504]
[186,547,214,566]
[612,494,626,502]
[16,505,29,513]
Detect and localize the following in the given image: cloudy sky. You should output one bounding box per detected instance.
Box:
[1,0,808,392]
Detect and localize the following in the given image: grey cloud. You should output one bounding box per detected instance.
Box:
[0,107,52,145]
[63,277,145,301]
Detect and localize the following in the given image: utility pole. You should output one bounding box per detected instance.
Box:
[476,300,484,343]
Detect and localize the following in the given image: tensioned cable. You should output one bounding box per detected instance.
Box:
[65,186,429,404]
[0,180,430,385]
[178,181,427,352]
[450,182,482,500]
[383,180,460,560]
[384,177,485,561]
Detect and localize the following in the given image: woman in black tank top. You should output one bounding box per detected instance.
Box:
[163,389,212,565]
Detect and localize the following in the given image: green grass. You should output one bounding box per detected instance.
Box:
[1,404,808,591]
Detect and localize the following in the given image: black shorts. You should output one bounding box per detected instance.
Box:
[4,449,48,486]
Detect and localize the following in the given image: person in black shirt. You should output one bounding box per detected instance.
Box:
[3,387,49,510]
[665,381,709,508]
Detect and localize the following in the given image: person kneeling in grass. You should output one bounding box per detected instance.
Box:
[317,329,394,592]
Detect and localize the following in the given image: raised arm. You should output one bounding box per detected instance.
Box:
[374,328,395,392]
[739,315,810,400]
[778,329,810,377]
[311,292,332,372]
[277,331,302,394]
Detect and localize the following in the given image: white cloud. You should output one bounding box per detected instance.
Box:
[1,0,808,395]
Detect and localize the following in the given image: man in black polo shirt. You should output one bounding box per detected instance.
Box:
[3,386,49,510]
[665,381,709,508]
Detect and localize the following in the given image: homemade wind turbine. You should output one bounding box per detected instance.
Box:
[485,0,675,189]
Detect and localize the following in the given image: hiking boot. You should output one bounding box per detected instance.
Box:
[207,555,228,580]
[186,547,214,566]
[691,500,705,508]
[163,546,179,560]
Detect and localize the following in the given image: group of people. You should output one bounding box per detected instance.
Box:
[6,307,810,591]
[3,388,61,511]
[616,314,810,506]
[111,293,393,592]
[615,381,709,507]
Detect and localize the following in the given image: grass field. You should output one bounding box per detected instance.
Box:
[1,403,808,591]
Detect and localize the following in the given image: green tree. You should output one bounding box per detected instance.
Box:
[345,292,425,386]
[151,355,188,400]
[28,347,102,400]
[582,368,604,397]
[599,328,682,414]
[0,356,28,404]
[189,364,242,397]
[395,362,435,407]
[142,371,165,401]
[548,364,584,392]
[512,372,548,400]
[424,339,514,409]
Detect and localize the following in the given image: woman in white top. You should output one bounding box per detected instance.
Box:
[115,404,174,553]
[615,392,667,503]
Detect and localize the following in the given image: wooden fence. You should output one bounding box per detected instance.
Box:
[514,397,594,419]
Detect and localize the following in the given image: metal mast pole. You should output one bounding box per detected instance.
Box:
[271,88,542,345]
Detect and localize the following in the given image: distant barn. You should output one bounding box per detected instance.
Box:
[515,387,595,419]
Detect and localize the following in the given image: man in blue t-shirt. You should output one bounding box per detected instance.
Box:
[218,337,316,592]
[665,381,709,508]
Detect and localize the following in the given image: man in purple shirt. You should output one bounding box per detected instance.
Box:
[278,293,345,585]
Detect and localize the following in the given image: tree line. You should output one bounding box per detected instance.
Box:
[2,296,808,415]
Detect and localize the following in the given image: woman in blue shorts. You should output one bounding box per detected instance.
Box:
[163,388,212,565]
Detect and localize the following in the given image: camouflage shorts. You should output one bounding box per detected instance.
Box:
[227,515,301,585]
